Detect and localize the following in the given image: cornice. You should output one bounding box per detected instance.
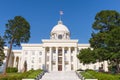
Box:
[42,39,78,43]
[21,44,43,47]
[78,44,90,47]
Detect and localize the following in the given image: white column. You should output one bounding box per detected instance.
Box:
[74,47,77,70]
[42,47,46,70]
[56,47,58,71]
[13,56,16,67]
[69,47,71,71]
[20,51,24,72]
[62,47,65,71]
[18,57,21,72]
[49,47,52,71]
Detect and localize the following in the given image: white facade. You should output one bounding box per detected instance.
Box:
[3,20,108,72]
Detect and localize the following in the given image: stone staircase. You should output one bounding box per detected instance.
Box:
[40,71,81,80]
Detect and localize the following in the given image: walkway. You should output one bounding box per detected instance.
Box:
[40,71,81,80]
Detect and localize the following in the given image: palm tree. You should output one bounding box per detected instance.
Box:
[3,16,31,74]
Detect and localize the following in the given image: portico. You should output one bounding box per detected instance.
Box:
[42,39,78,71]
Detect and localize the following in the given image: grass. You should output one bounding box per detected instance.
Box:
[0,69,43,80]
[81,71,96,79]
[81,70,120,80]
[0,73,21,80]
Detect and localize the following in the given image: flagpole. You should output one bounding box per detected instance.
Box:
[60,14,61,21]
[59,11,63,21]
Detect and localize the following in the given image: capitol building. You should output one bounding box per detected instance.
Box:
[2,20,108,72]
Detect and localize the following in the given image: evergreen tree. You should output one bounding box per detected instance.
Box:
[0,36,5,66]
[3,16,30,74]
[77,10,120,73]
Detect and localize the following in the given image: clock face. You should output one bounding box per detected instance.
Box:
[58,35,62,39]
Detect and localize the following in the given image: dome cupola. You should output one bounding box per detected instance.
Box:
[50,20,70,40]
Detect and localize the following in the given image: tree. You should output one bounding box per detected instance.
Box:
[3,16,30,74]
[106,27,120,73]
[77,10,120,73]
[77,48,96,64]
[90,10,120,73]
[0,36,5,66]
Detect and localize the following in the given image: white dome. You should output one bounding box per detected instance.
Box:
[50,20,70,40]
[51,21,70,33]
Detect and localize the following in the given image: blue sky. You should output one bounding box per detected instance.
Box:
[0,0,120,49]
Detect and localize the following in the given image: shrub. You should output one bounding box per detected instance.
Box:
[81,70,120,80]
[6,67,18,73]
[27,69,43,78]
[108,65,117,74]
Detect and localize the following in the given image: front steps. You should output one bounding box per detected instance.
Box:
[40,71,81,80]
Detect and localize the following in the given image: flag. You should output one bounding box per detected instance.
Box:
[60,11,63,15]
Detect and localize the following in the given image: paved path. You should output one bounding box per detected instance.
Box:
[40,71,81,80]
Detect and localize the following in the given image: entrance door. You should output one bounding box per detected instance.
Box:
[58,65,62,71]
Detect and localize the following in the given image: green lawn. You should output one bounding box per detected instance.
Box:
[81,70,120,80]
[0,69,43,80]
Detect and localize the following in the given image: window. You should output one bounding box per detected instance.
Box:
[71,64,73,70]
[71,56,73,62]
[65,50,67,54]
[46,64,49,70]
[53,50,56,53]
[39,57,41,63]
[52,61,56,65]
[39,51,42,55]
[65,56,67,61]
[46,48,49,53]
[25,51,28,55]
[65,61,69,65]
[58,57,62,64]
[46,56,49,61]
[31,65,34,69]
[58,52,62,56]
[32,51,35,55]
[31,57,34,63]
[71,48,74,53]
[53,56,56,61]
[58,49,62,53]
[58,35,62,39]
[31,60,34,63]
